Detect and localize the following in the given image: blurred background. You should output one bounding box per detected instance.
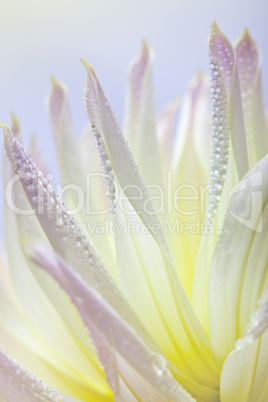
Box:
[0,0,267,217]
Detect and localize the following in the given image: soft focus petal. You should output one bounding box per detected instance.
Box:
[235,29,268,167]
[0,348,64,402]
[220,290,268,401]
[124,41,163,190]
[156,95,181,172]
[209,155,268,362]
[29,242,195,402]
[168,73,210,297]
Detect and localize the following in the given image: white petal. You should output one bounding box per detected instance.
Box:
[209,155,268,362]
[220,290,268,401]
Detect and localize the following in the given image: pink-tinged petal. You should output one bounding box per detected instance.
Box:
[0,349,64,402]
[209,155,268,363]
[220,290,268,401]
[156,96,181,171]
[1,123,154,354]
[209,21,248,179]
[235,29,268,166]
[29,242,195,402]
[124,41,163,189]
[81,60,171,262]
[47,78,116,273]
[192,23,248,333]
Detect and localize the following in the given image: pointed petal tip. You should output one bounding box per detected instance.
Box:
[237,27,257,47]
[0,122,11,138]
[50,75,60,87]
[210,21,220,35]
[208,21,228,48]
[80,58,94,73]
[208,21,220,47]
[10,112,19,125]
[141,39,150,53]
[242,27,250,38]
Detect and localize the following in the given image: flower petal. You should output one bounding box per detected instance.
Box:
[167,73,210,297]
[209,155,268,363]
[47,78,116,273]
[81,60,170,262]
[29,242,195,402]
[220,290,268,401]
[3,138,112,399]
[235,29,268,167]
[0,348,64,402]
[1,123,156,359]
[115,197,221,399]
[192,23,247,333]
[156,95,181,172]
[124,41,163,189]
[208,22,248,179]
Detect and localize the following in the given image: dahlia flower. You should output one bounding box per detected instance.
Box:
[0,22,267,401]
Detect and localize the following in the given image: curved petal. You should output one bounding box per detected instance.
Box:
[220,289,268,401]
[81,60,171,262]
[1,123,158,362]
[115,196,221,399]
[29,242,195,402]
[209,155,268,363]
[2,125,113,399]
[0,348,64,402]
[0,242,110,400]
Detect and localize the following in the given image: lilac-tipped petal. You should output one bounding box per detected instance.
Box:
[81,60,171,263]
[124,41,163,190]
[192,24,249,332]
[235,29,268,165]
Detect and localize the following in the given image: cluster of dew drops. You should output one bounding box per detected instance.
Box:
[0,350,62,401]
[204,52,229,235]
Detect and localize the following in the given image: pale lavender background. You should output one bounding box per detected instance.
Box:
[0,0,267,226]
